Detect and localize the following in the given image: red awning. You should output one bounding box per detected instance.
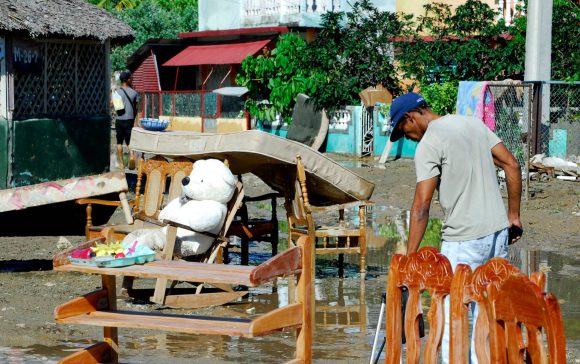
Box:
[163,39,271,66]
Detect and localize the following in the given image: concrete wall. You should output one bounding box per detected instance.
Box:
[198,0,395,31]
[199,0,241,31]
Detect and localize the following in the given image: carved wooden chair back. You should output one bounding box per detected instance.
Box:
[133,156,192,221]
[449,258,520,363]
[385,247,453,364]
[451,257,566,363]
[484,268,566,363]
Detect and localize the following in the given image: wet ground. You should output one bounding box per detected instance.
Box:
[0,155,578,363]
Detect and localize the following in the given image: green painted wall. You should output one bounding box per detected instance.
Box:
[11,117,110,187]
[0,118,7,189]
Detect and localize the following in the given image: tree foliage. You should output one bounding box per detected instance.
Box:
[235,33,323,123]
[396,0,522,86]
[87,0,198,71]
[237,0,408,122]
[88,0,136,11]
[304,0,411,111]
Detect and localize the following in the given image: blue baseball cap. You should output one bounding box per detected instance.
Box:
[389,92,426,141]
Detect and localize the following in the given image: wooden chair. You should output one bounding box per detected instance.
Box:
[149,180,246,308]
[450,257,566,363]
[286,155,368,277]
[76,156,192,241]
[227,183,282,265]
[384,247,453,364]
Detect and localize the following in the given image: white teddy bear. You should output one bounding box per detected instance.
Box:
[123,158,236,257]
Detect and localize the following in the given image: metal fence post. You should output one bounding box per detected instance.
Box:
[530,81,543,157]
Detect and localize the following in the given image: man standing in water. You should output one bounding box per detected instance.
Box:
[388,92,523,363]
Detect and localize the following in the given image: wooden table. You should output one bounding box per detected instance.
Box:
[53,239,312,364]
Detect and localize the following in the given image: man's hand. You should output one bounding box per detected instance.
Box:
[508,217,523,245]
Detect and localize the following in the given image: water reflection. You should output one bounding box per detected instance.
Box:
[2,211,579,363]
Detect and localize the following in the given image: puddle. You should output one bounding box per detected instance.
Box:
[1,210,579,362]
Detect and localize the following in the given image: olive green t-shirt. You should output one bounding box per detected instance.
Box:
[414,114,508,241]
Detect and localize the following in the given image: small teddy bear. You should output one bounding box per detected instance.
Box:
[123,158,236,257]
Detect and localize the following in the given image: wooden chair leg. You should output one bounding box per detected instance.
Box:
[121,276,135,297]
[338,254,344,278]
[272,223,279,257]
[241,237,249,265]
[102,274,119,363]
[151,226,178,304]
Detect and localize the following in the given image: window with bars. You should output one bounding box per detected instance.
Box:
[13,39,108,120]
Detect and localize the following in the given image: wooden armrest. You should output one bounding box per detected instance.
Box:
[249,245,302,286]
[309,200,373,213]
[76,198,135,208]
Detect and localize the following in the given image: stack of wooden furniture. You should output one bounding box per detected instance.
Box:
[53,235,313,364]
[384,247,567,363]
[76,155,248,308]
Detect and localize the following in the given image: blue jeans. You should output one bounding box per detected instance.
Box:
[440,228,509,364]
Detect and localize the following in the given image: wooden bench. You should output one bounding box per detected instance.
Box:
[53,235,313,363]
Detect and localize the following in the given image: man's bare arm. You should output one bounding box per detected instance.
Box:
[491,142,522,243]
[407,176,438,254]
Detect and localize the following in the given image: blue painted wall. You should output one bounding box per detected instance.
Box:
[256,105,418,158]
[373,107,418,158]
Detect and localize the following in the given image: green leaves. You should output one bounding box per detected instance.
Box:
[236,33,316,123]
[95,0,198,71]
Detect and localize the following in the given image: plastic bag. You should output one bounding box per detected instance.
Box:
[112,90,125,113]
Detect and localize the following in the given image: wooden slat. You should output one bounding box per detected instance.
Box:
[57,310,258,337]
[56,245,304,288]
[315,247,360,255]
[313,228,361,236]
[249,303,303,335]
[54,261,256,286]
[54,289,108,319]
[151,225,178,304]
[58,341,111,364]
[159,291,248,309]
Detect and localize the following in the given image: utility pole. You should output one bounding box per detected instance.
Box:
[524,0,553,155]
[524,0,552,81]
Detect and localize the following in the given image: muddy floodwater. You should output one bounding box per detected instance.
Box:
[1,210,579,363]
[0,156,578,363]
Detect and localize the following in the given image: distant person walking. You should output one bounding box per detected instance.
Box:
[388,92,523,363]
[114,71,138,170]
